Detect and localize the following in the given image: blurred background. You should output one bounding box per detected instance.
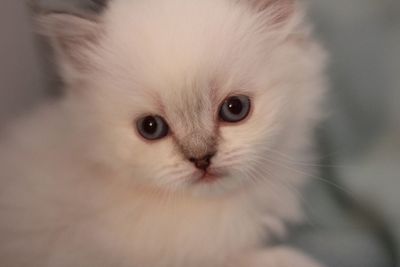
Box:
[0,1,399,266]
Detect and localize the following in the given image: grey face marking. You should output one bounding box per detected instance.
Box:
[178,132,217,163]
[164,84,218,166]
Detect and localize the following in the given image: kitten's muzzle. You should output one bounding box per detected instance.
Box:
[189,153,215,170]
[178,132,217,170]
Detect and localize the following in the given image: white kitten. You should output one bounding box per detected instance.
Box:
[0,0,327,266]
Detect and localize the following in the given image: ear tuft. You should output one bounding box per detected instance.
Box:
[36,13,101,42]
[243,0,295,24]
[35,12,103,76]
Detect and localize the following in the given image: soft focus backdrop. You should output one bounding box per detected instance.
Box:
[1,1,399,266]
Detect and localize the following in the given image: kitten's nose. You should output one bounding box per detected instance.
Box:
[189,153,214,170]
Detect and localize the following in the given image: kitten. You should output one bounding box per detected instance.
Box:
[0,0,327,266]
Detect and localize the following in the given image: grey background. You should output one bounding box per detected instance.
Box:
[0,0,399,266]
[0,1,46,126]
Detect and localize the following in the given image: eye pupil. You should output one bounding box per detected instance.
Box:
[227,97,243,115]
[143,116,158,135]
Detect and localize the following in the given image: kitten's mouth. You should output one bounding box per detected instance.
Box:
[196,169,225,184]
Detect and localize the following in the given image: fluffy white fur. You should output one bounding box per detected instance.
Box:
[0,0,327,266]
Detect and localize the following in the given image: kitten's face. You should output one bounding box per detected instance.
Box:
[91,74,282,196]
[43,0,325,195]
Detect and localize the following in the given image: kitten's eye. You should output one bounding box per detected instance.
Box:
[136,115,169,140]
[219,95,251,123]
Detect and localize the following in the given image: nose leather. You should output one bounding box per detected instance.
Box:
[189,154,214,170]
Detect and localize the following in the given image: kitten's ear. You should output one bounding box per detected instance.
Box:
[36,12,103,80]
[242,0,295,24]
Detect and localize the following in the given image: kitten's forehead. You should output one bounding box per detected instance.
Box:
[103,0,272,81]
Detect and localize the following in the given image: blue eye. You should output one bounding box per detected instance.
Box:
[137,115,169,140]
[219,95,251,123]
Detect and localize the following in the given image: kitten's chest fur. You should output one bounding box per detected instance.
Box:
[36,180,266,267]
[75,189,266,267]
[0,144,266,267]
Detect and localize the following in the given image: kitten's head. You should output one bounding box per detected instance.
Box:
[38,0,326,196]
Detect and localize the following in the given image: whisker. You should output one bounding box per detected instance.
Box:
[261,155,355,197]
[260,146,356,169]
[243,155,333,228]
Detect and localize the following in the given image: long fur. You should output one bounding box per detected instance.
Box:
[0,0,327,266]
